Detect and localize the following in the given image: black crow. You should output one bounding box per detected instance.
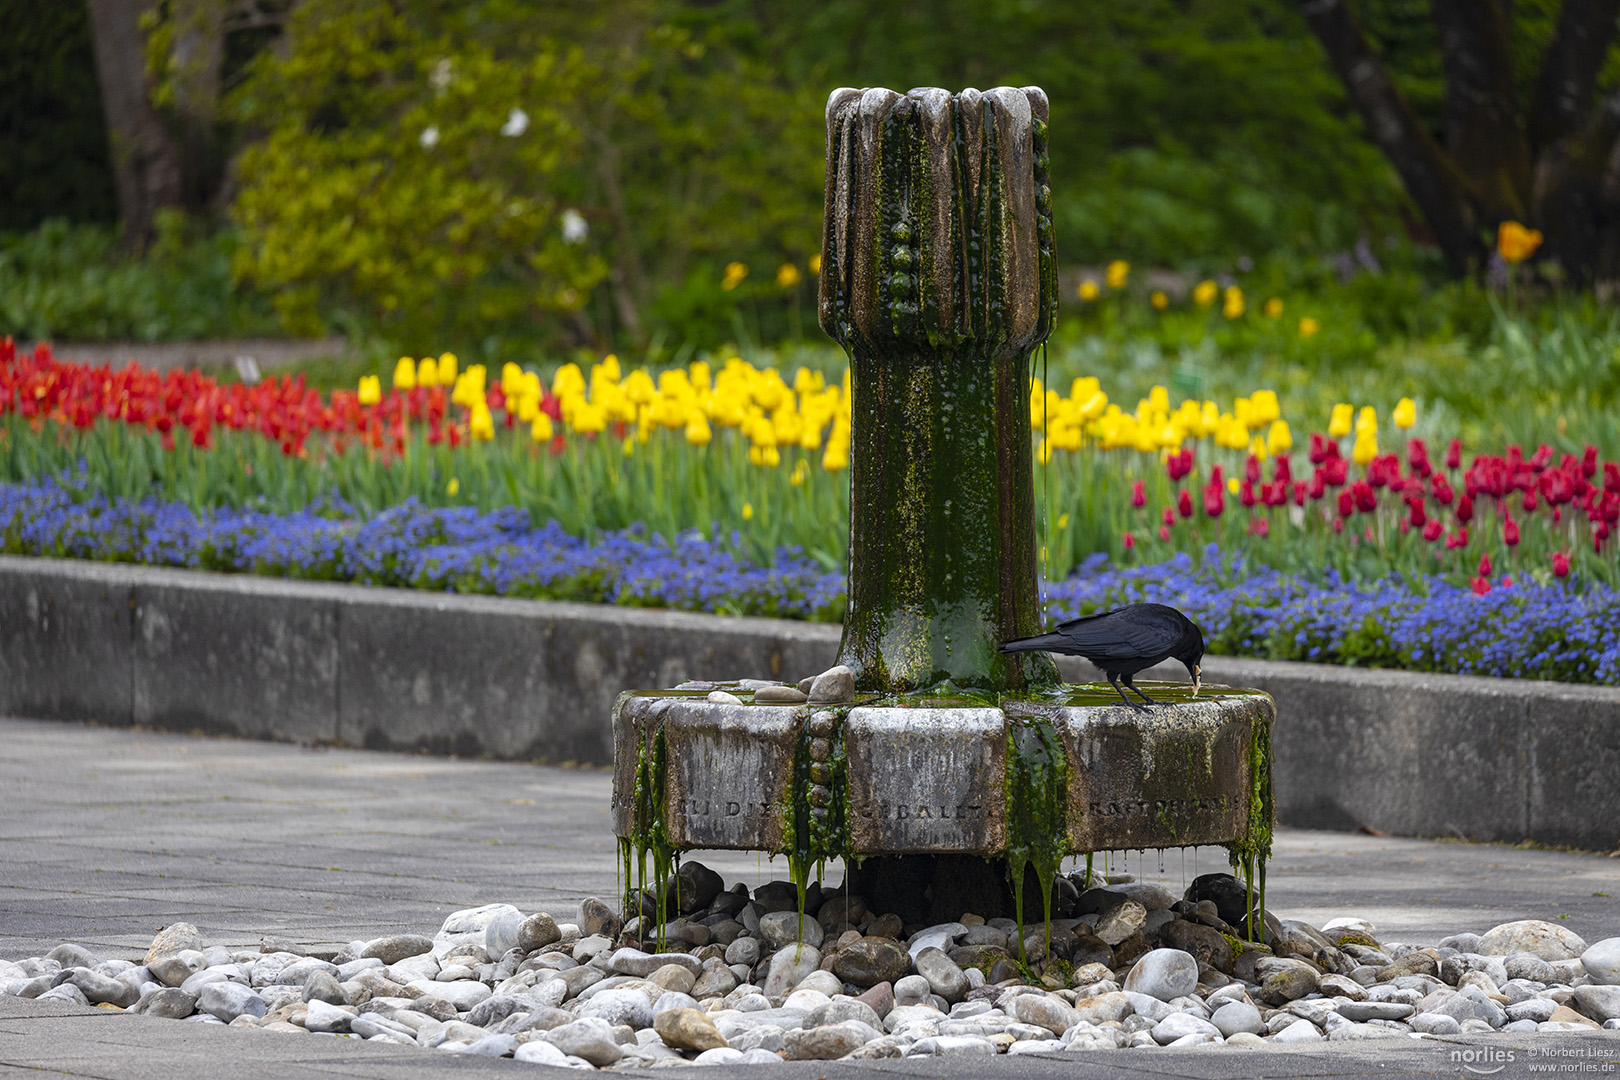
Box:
[1000,603,1203,711]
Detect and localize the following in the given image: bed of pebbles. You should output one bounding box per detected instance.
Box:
[4,864,1618,1068]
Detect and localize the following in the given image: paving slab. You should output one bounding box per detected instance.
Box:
[2,716,1619,1078]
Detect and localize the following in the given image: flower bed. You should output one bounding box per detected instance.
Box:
[5,475,1617,686]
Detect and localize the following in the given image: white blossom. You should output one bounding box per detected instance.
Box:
[560,208,588,244]
[501,108,529,137]
[419,125,440,149]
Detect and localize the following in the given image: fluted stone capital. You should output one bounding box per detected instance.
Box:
[818,86,1056,361]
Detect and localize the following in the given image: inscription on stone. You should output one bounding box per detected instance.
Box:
[1086,795,1231,818]
[843,708,1007,854]
[654,699,799,851]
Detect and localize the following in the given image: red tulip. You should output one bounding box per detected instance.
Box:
[1503,516,1520,546]
[1552,552,1570,578]
[1408,499,1427,528]
[1162,507,1175,528]
[1447,526,1469,550]
[1605,462,1620,491]
[1203,483,1224,518]
[1323,457,1348,486]
[1292,480,1307,506]
[1131,480,1146,508]
[1244,454,1261,484]
[1353,480,1376,513]
[1308,471,1326,500]
[1457,493,1474,523]
[1337,491,1354,518]
[1273,455,1292,485]
[1123,531,1135,550]
[1240,480,1257,507]
[1309,433,1330,465]
[1478,552,1493,577]
[1158,524,1171,541]
[1422,519,1443,542]
[1471,576,1491,595]
[1178,489,1194,519]
[1406,438,1431,477]
[1251,517,1270,538]
[1446,438,1463,469]
[1583,444,1598,478]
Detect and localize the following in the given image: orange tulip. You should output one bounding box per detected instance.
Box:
[1497,221,1543,264]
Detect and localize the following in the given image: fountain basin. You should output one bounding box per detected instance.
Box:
[611,682,1274,864]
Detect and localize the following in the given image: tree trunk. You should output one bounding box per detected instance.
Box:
[86,0,182,250]
[1299,0,1484,273]
[168,0,226,209]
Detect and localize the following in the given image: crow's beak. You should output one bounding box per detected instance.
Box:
[1192,664,1201,697]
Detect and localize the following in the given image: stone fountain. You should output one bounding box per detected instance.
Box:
[612,86,1275,933]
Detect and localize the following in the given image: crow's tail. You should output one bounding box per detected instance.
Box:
[998,631,1067,654]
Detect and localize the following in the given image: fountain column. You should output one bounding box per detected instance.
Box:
[819,87,1059,693]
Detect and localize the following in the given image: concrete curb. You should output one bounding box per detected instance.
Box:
[2,555,1616,851]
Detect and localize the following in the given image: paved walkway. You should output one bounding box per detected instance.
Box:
[2,716,1618,1077]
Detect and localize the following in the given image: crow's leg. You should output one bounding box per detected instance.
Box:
[1108,672,1148,712]
[1121,674,1163,707]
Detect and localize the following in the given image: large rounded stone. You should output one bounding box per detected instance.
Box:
[517,914,561,953]
[1123,949,1198,1002]
[1260,966,1319,1005]
[655,1007,728,1051]
[146,923,203,965]
[783,1020,872,1059]
[1156,918,1235,974]
[1477,920,1586,961]
[677,862,725,915]
[913,948,969,1004]
[832,939,910,988]
[1581,938,1620,985]
[760,911,824,950]
[1211,1000,1263,1036]
[579,898,622,940]
[359,935,433,965]
[1094,901,1146,946]
[1185,874,1250,928]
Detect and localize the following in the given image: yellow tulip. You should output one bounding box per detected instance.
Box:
[1078,280,1100,301]
[1298,316,1320,338]
[1250,389,1280,424]
[1264,297,1283,319]
[447,477,459,497]
[1393,397,1416,429]
[1106,260,1129,289]
[552,362,585,398]
[392,357,417,391]
[622,435,635,457]
[1328,403,1352,438]
[776,263,801,288]
[530,413,554,442]
[1148,385,1169,413]
[1227,477,1240,495]
[1150,290,1168,310]
[1193,280,1218,306]
[808,254,821,275]
[1497,221,1543,264]
[742,502,754,520]
[437,352,458,386]
[357,375,381,406]
[1357,405,1378,436]
[721,262,748,290]
[1267,419,1292,455]
[1222,286,1245,319]
[500,362,523,396]
[1353,432,1378,465]
[823,443,848,471]
[469,403,495,441]
[685,415,712,446]
[417,357,439,388]
[1251,435,1268,460]
[790,459,810,486]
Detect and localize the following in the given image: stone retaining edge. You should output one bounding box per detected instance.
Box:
[1,555,1615,851]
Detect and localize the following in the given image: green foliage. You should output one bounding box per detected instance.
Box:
[230,0,607,343]
[0,215,278,342]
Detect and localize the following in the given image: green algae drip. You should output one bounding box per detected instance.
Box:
[1222,703,1275,943]
[1004,713,1068,960]
[780,709,851,940]
[626,726,678,952]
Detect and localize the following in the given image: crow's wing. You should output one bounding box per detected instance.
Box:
[1051,606,1184,660]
